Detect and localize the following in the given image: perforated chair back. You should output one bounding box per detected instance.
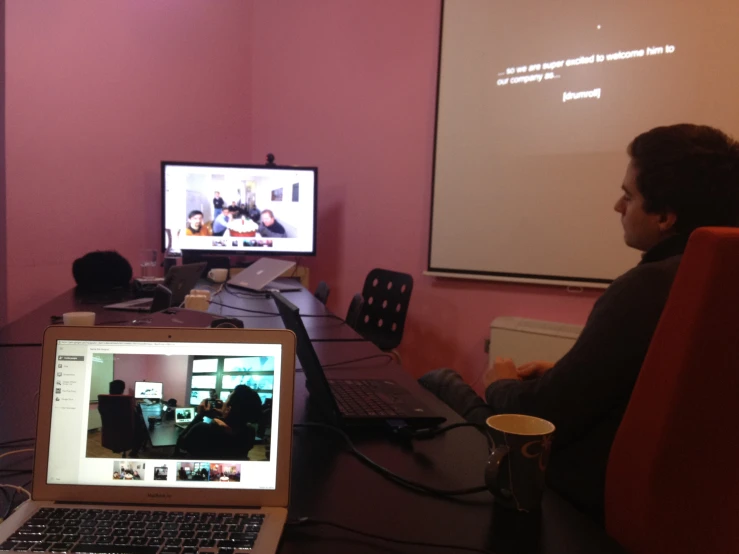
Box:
[314,281,330,305]
[354,268,413,351]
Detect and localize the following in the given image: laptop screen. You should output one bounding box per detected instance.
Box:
[48,339,283,491]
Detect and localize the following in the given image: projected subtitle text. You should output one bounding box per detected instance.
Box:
[495,44,676,103]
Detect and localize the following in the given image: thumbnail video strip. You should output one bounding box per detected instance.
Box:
[176,462,242,483]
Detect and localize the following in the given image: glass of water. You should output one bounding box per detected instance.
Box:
[139,249,158,278]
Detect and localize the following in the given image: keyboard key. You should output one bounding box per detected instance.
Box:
[71,546,160,554]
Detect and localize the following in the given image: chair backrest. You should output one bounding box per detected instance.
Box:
[345,293,364,329]
[314,280,330,305]
[605,227,739,554]
[354,268,413,351]
[97,394,136,453]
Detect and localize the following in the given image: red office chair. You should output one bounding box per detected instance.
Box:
[97,394,137,457]
[605,227,739,554]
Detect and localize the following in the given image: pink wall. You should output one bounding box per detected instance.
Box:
[112,354,189,406]
[5,1,600,384]
[4,0,255,322]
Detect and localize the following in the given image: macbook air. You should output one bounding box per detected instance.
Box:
[0,325,296,554]
[227,258,301,292]
[272,292,445,428]
[105,262,207,312]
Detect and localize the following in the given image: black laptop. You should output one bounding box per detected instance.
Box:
[272,292,445,428]
[104,262,207,312]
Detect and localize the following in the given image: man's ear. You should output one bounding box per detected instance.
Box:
[659,211,678,232]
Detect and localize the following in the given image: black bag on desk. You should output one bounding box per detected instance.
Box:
[72,250,133,291]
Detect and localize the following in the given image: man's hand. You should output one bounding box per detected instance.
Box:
[482,356,520,389]
[516,361,555,380]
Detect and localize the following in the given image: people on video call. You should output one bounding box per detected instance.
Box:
[177,385,262,459]
[186,210,212,236]
[183,195,290,239]
[109,379,125,395]
[212,207,233,236]
[213,191,225,219]
[196,389,224,418]
[258,209,287,238]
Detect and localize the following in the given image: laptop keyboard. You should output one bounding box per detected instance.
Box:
[0,508,264,554]
[329,379,400,417]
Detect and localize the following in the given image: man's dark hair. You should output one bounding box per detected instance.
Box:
[225,384,263,427]
[628,124,739,234]
[188,210,203,219]
[72,251,132,292]
[109,380,126,395]
[261,209,275,219]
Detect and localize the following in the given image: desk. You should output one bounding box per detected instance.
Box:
[0,289,624,554]
[0,285,363,344]
[138,403,182,448]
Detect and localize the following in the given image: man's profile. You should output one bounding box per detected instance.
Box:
[420,123,739,521]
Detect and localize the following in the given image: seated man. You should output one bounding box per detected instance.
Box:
[212,207,232,236]
[177,385,262,460]
[109,379,125,395]
[258,209,287,238]
[420,124,739,521]
[195,389,224,419]
[185,210,212,236]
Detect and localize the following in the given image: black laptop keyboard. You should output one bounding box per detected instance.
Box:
[328,379,400,417]
[0,508,264,554]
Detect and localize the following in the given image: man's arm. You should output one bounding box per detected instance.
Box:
[485,264,675,446]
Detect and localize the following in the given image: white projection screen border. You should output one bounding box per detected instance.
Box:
[428,0,739,287]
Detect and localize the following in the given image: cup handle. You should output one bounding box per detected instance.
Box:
[485,445,511,497]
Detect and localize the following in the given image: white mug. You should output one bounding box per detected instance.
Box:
[63,312,96,326]
[207,268,228,283]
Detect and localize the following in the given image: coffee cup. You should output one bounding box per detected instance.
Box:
[484,414,555,512]
[207,268,228,283]
[62,312,96,326]
[184,295,210,311]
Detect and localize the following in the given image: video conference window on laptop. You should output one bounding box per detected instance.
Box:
[48,340,284,491]
[162,162,318,256]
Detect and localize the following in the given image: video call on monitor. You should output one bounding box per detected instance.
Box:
[162,161,318,256]
[48,340,284,491]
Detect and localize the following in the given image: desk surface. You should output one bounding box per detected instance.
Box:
[0,284,363,345]
[0,290,624,554]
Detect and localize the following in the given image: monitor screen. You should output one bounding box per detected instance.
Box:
[47,338,284,491]
[162,161,318,255]
[134,381,163,399]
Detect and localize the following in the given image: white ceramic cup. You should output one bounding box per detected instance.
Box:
[63,312,96,326]
[208,268,228,283]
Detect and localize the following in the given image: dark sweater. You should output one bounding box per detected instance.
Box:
[485,234,689,519]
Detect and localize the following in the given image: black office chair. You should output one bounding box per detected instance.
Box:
[314,281,330,305]
[345,293,364,329]
[350,269,413,359]
[98,394,137,457]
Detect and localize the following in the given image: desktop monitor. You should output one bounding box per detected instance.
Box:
[162,161,318,256]
[134,381,163,399]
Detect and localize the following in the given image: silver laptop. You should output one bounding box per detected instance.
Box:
[105,262,207,312]
[0,325,296,554]
[227,258,300,292]
[175,407,195,429]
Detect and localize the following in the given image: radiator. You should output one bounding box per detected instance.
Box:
[489,317,583,367]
